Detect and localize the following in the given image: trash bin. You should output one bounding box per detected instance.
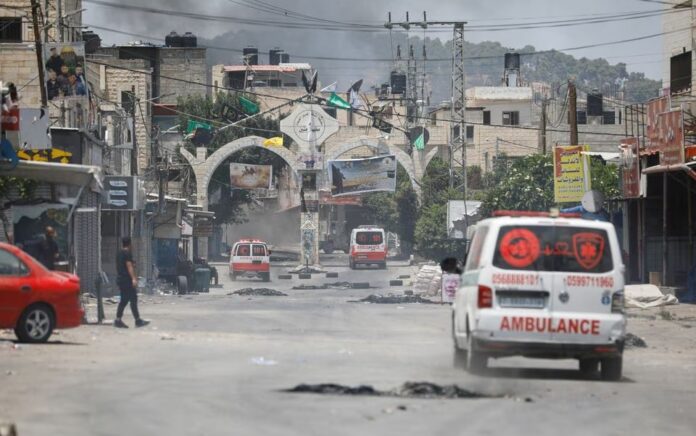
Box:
[193,268,211,293]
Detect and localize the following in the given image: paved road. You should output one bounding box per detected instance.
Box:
[1,253,695,435]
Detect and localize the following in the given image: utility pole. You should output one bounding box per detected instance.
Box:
[568,80,578,145]
[30,0,48,107]
[540,97,548,153]
[57,0,63,42]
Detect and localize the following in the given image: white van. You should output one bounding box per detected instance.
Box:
[349,226,387,269]
[452,213,626,380]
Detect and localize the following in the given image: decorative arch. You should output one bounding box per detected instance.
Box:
[326,139,422,197]
[179,136,301,210]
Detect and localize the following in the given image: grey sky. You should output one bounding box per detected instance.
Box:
[83,0,668,80]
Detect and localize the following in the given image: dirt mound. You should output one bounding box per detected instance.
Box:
[230,288,287,296]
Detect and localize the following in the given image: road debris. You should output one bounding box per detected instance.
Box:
[250,357,278,366]
[284,382,490,399]
[160,334,176,341]
[351,294,437,304]
[230,288,288,296]
[624,332,648,348]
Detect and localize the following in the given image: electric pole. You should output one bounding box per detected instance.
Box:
[30,0,48,107]
[540,97,548,154]
[568,80,578,145]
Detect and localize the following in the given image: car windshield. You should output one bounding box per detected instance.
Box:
[355,231,383,245]
[492,225,613,273]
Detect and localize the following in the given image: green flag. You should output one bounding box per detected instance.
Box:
[239,96,260,115]
[413,133,425,150]
[327,92,351,110]
[186,120,212,134]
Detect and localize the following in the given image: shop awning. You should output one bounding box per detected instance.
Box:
[7,161,103,192]
[642,161,696,181]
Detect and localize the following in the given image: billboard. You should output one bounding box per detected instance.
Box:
[102,176,139,211]
[447,200,482,239]
[229,163,273,190]
[328,155,397,197]
[553,145,591,203]
[620,137,641,198]
[43,42,88,101]
[658,110,684,166]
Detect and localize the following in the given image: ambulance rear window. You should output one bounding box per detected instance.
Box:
[355,231,383,245]
[235,244,250,256]
[252,245,266,256]
[493,225,613,273]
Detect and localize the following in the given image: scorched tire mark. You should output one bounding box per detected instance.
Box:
[499,228,541,268]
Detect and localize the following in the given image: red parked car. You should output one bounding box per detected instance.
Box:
[0,242,83,343]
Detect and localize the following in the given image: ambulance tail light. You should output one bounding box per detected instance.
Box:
[611,291,624,314]
[478,285,493,308]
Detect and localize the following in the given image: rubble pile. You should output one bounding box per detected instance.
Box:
[352,293,437,304]
[230,288,287,296]
[285,382,488,399]
[413,265,442,297]
[624,332,648,348]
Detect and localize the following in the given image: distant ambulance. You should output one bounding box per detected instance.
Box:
[229,239,271,282]
[452,211,626,380]
[349,226,387,270]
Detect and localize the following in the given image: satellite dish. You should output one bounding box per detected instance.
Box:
[582,190,605,213]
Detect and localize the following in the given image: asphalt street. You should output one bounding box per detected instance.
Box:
[1,253,696,435]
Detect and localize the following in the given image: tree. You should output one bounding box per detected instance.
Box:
[414,203,467,262]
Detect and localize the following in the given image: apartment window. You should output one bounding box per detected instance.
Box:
[483,110,491,125]
[670,51,692,95]
[0,18,22,43]
[466,125,474,140]
[502,111,519,126]
[121,91,136,116]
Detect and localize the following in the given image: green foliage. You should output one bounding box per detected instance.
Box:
[480,153,620,217]
[0,177,38,201]
[414,203,467,262]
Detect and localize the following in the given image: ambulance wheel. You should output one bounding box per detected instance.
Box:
[600,356,623,381]
[579,358,600,376]
[349,259,355,270]
[452,315,468,369]
[261,272,271,282]
[379,262,387,270]
[177,276,188,294]
[466,328,487,374]
[230,272,237,281]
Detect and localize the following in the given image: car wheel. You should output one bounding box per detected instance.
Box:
[579,358,600,376]
[15,304,55,343]
[600,356,623,381]
[380,262,387,270]
[262,272,271,282]
[349,259,355,270]
[466,326,487,374]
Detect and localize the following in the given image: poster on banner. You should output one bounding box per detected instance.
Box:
[229,163,273,190]
[328,155,397,197]
[658,110,684,166]
[553,145,591,203]
[620,137,641,198]
[43,42,89,101]
[441,273,460,303]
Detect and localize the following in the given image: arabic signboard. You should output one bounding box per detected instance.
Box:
[102,176,137,211]
[319,190,362,206]
[43,42,89,102]
[193,217,214,237]
[229,163,273,190]
[280,104,338,164]
[553,145,591,203]
[658,110,684,166]
[620,137,641,198]
[328,155,397,197]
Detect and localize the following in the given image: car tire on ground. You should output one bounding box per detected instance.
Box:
[323,242,334,254]
[326,272,339,278]
[177,275,188,294]
[299,273,311,280]
[278,274,292,280]
[380,262,387,270]
[466,326,487,374]
[15,304,55,343]
[579,358,600,376]
[600,356,623,381]
[262,272,271,282]
[389,279,403,286]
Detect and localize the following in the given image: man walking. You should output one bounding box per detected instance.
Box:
[114,237,149,328]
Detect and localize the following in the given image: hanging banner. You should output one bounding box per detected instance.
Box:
[620,137,641,198]
[658,110,684,166]
[553,145,591,203]
[229,163,273,190]
[328,155,397,197]
[43,42,89,102]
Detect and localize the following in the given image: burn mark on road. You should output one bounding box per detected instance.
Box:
[351,294,438,304]
[229,288,288,296]
[284,382,496,399]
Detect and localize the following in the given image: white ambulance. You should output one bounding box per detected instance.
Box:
[229,239,271,282]
[349,226,387,269]
[452,211,626,380]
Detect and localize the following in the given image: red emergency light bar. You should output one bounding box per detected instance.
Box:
[493,210,582,218]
